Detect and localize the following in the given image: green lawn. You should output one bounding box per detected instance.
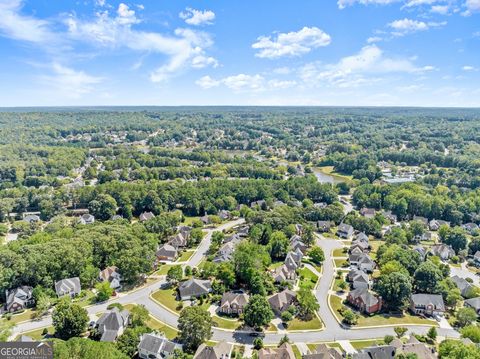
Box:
[333,277,347,292]
[16,326,54,341]
[287,315,323,331]
[269,261,284,270]
[334,258,348,268]
[350,339,384,350]
[74,290,96,307]
[307,343,343,352]
[317,166,354,182]
[298,267,319,289]
[176,250,194,262]
[183,216,201,226]
[212,314,241,330]
[292,344,302,359]
[154,264,176,276]
[1,309,35,324]
[123,303,178,340]
[333,248,347,257]
[151,288,181,313]
[329,295,345,320]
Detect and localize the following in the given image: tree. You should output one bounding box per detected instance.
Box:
[233,242,271,290]
[88,194,117,220]
[444,227,468,254]
[461,325,480,343]
[80,264,100,288]
[35,293,51,318]
[384,335,394,344]
[216,262,235,288]
[269,231,289,260]
[243,294,274,329]
[279,335,290,346]
[308,246,325,265]
[52,299,89,340]
[297,288,320,320]
[342,309,358,325]
[130,305,149,327]
[394,327,408,339]
[253,338,264,350]
[116,326,150,357]
[413,261,443,294]
[375,272,412,310]
[281,311,293,324]
[456,307,477,327]
[0,321,12,341]
[54,337,129,359]
[439,339,480,358]
[96,281,114,302]
[427,327,437,342]
[167,265,183,285]
[178,306,212,353]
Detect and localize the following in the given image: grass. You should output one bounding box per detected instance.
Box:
[292,344,303,359]
[350,339,384,350]
[183,216,201,226]
[334,258,348,268]
[123,304,178,340]
[269,261,284,270]
[154,264,176,276]
[333,277,347,292]
[212,314,241,330]
[333,248,347,257]
[298,267,319,289]
[16,326,54,341]
[329,295,344,320]
[1,309,35,324]
[74,290,96,307]
[287,315,323,330]
[151,288,181,313]
[176,250,194,262]
[317,166,354,181]
[307,343,343,352]
[266,322,278,332]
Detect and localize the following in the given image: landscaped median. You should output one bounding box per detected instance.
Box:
[328,294,439,328]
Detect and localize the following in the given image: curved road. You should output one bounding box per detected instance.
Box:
[11,218,460,344]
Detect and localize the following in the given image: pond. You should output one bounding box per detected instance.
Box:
[313,168,344,184]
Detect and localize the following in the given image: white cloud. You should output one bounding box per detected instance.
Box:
[389,18,429,34]
[42,63,103,98]
[337,0,400,9]
[0,0,57,44]
[462,65,477,71]
[431,5,450,14]
[268,79,297,89]
[116,3,139,25]
[463,0,480,15]
[195,75,220,89]
[252,27,331,59]
[179,8,215,26]
[191,55,219,68]
[223,74,265,91]
[95,0,106,7]
[367,36,383,43]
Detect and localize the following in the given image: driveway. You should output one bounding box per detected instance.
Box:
[450,263,480,286]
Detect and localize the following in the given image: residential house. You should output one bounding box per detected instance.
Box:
[224,233,241,244]
[355,232,369,243]
[430,244,455,261]
[98,266,123,290]
[259,343,295,359]
[218,210,231,220]
[337,223,354,239]
[413,216,428,226]
[219,292,249,315]
[5,286,34,313]
[313,202,327,209]
[285,249,303,271]
[429,219,450,231]
[96,307,130,342]
[55,277,81,298]
[464,297,480,315]
[23,214,40,224]
[250,200,267,209]
[391,335,436,359]
[347,288,382,314]
[139,211,155,222]
[290,236,308,254]
[451,275,474,298]
[272,264,297,284]
[156,244,178,263]
[350,252,375,273]
[193,341,232,359]
[350,240,369,253]
[79,213,95,225]
[178,278,212,301]
[412,232,433,243]
[474,251,480,265]
[462,223,479,235]
[169,233,188,249]
[138,333,177,359]
[317,221,333,233]
[360,208,376,219]
[353,345,396,359]
[236,225,250,237]
[381,211,397,223]
[413,246,427,261]
[213,242,236,263]
[295,224,304,235]
[268,289,297,315]
[347,269,370,289]
[410,294,445,316]
[302,344,343,359]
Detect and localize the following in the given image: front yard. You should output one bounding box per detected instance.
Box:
[298,267,319,289]
[151,288,182,313]
[334,258,348,268]
[212,314,242,330]
[176,250,195,262]
[16,326,54,341]
[287,314,323,331]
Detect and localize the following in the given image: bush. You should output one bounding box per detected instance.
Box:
[253,338,264,350]
[384,335,394,344]
[42,328,48,335]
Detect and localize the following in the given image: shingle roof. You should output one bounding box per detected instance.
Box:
[55,277,81,296]
[411,293,445,311]
[138,333,176,355]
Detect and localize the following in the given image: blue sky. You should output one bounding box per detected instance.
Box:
[0,0,479,107]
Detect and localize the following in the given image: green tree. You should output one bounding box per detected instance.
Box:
[167,265,183,285]
[178,306,212,353]
[375,272,412,310]
[0,321,12,341]
[80,264,100,288]
[269,231,289,260]
[243,294,274,329]
[88,194,118,221]
[54,337,129,359]
[308,246,325,265]
[297,288,320,320]
[413,261,443,294]
[444,227,468,254]
[116,326,150,357]
[96,281,114,302]
[461,325,480,343]
[456,307,477,327]
[439,339,480,358]
[343,309,358,325]
[130,305,149,327]
[427,327,437,342]
[52,299,89,340]
[394,327,408,339]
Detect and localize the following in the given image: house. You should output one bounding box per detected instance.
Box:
[214,242,236,263]
[347,269,370,289]
[250,200,267,209]
[259,343,295,359]
[285,249,303,270]
[200,215,211,225]
[462,222,479,235]
[193,341,232,359]
[138,333,177,359]
[96,307,130,342]
[224,233,241,244]
[412,232,433,243]
[355,232,369,243]
[464,297,480,314]
[79,213,95,225]
[313,202,327,209]
[169,233,188,249]
[429,219,450,231]
[295,224,304,235]
[430,244,455,261]
[268,289,297,315]
[178,278,212,301]
[111,214,123,221]
[23,214,40,223]
[272,264,297,283]
[413,216,428,226]
[219,292,249,315]
[302,343,343,359]
[218,210,231,220]
[451,275,474,298]
[410,294,445,316]
[317,221,333,232]
[381,211,397,223]
[98,266,123,290]
[360,208,376,219]
[5,286,34,313]
[337,223,354,239]
[55,277,81,298]
[391,335,436,359]
[290,237,308,254]
[349,247,364,262]
[236,225,250,237]
[347,288,382,314]
[156,244,178,263]
[351,253,375,273]
[350,240,370,253]
[353,345,396,359]
[139,211,155,222]
[413,246,427,261]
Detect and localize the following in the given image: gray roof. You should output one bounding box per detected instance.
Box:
[465,296,480,311]
[178,278,212,299]
[268,289,297,312]
[5,286,33,310]
[411,293,445,311]
[220,292,249,310]
[138,333,176,355]
[451,275,473,297]
[353,345,396,359]
[349,288,379,307]
[156,244,178,258]
[338,223,354,234]
[194,341,232,359]
[97,307,130,341]
[55,277,81,296]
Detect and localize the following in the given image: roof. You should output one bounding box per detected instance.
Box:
[268,289,297,311]
[349,288,379,307]
[259,343,295,359]
[97,307,130,341]
[354,345,396,359]
[140,211,155,221]
[338,223,354,234]
[156,244,178,258]
[303,344,343,359]
[55,277,81,295]
[99,266,120,282]
[220,292,249,309]
[6,286,33,308]
[138,333,176,355]
[411,293,445,311]
[178,278,212,298]
[464,297,480,310]
[451,275,473,296]
[193,341,232,359]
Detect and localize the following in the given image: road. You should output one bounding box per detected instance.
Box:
[11,217,460,345]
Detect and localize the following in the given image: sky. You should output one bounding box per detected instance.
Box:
[0,0,479,107]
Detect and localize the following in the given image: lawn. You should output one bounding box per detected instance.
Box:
[1,309,35,324]
[16,326,54,341]
[212,314,241,330]
[287,315,323,331]
[332,248,347,257]
[292,344,302,359]
[74,290,96,307]
[151,288,181,313]
[333,277,347,292]
[123,304,178,340]
[183,216,201,226]
[317,166,354,182]
[298,267,319,289]
[176,250,194,262]
[307,343,343,352]
[269,261,284,270]
[334,258,348,268]
[154,264,176,276]
[350,339,384,350]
